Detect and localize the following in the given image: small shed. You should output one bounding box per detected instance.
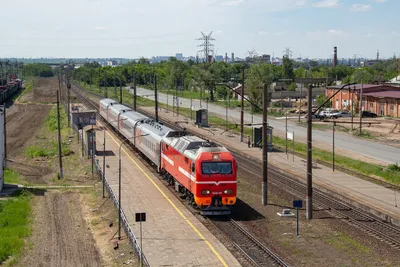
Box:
[82,125,98,158]
[71,109,97,133]
[253,126,273,152]
[196,109,209,127]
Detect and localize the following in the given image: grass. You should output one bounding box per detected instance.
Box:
[160,89,203,99]
[25,141,71,158]
[46,105,67,131]
[0,191,33,264]
[25,105,71,158]
[77,80,400,185]
[4,169,24,185]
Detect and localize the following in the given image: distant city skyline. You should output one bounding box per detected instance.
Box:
[1,0,398,59]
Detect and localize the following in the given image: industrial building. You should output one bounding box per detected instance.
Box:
[326,84,400,117]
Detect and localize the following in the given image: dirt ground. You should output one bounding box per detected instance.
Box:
[20,77,58,103]
[6,77,136,267]
[17,191,102,267]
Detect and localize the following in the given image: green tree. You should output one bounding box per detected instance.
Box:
[282,57,295,80]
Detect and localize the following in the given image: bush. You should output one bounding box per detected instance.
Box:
[388,163,400,172]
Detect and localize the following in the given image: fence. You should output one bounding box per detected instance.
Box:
[94,158,150,266]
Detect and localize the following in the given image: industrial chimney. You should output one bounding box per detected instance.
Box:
[333,46,338,67]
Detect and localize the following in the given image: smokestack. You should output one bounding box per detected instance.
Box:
[225,53,228,63]
[231,53,235,63]
[333,46,338,67]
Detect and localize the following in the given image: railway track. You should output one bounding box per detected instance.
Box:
[234,152,400,249]
[69,84,291,267]
[212,217,289,267]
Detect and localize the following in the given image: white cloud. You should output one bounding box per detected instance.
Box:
[312,0,340,8]
[94,26,106,31]
[273,32,286,36]
[364,33,374,38]
[327,29,346,36]
[258,31,268,35]
[350,4,372,12]
[375,0,386,3]
[219,0,244,6]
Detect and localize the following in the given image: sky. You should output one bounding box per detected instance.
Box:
[1,0,399,59]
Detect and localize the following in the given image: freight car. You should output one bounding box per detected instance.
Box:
[0,79,22,104]
[99,98,237,215]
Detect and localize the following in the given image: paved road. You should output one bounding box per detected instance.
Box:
[132,87,399,165]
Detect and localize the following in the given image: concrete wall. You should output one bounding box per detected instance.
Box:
[271,88,325,99]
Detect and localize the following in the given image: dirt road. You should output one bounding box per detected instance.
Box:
[17,191,102,267]
[20,77,57,103]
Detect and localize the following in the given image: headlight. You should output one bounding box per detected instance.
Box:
[223,189,233,195]
[201,189,211,195]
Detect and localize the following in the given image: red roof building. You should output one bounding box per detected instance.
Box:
[325,84,400,117]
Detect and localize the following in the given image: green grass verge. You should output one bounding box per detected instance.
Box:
[0,191,33,264]
[25,141,71,158]
[4,169,24,185]
[77,81,400,184]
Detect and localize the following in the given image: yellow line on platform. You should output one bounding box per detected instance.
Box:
[106,131,228,267]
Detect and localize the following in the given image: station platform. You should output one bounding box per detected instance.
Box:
[141,106,400,227]
[95,127,241,267]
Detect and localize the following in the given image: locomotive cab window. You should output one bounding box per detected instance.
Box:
[201,162,232,175]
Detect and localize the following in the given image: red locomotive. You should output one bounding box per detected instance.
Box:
[160,135,237,215]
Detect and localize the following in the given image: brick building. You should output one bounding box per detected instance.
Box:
[325,84,400,117]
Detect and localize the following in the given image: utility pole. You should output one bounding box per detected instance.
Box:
[285,111,288,157]
[133,72,137,111]
[4,107,7,169]
[56,90,64,179]
[298,80,303,122]
[306,84,313,220]
[240,68,245,142]
[190,97,193,121]
[103,127,106,198]
[154,75,159,122]
[359,82,364,133]
[226,86,229,131]
[351,85,355,131]
[332,122,335,172]
[119,78,122,104]
[67,82,71,128]
[262,83,268,206]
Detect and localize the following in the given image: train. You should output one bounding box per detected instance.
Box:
[0,77,22,104]
[99,98,237,215]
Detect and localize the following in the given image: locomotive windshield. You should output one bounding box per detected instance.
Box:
[201,162,232,175]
